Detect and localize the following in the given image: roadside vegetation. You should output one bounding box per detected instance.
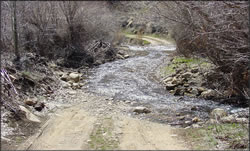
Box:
[177,123,249,150]
[161,57,213,77]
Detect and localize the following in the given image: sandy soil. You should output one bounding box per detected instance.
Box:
[119,116,187,150]
[18,103,188,150]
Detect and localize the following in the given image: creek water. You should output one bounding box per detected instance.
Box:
[84,43,242,125]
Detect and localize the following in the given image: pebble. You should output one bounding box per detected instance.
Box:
[24,99,37,106]
[178,116,185,120]
[125,100,131,104]
[191,106,198,111]
[34,102,45,111]
[116,131,123,135]
[130,102,136,105]
[68,91,77,95]
[192,124,200,128]
[176,113,181,116]
[133,106,151,114]
[192,117,200,123]
[87,140,91,143]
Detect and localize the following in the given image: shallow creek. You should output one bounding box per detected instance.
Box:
[84,43,242,125]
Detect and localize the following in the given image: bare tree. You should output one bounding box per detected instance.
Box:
[59,1,81,44]
[12,1,20,61]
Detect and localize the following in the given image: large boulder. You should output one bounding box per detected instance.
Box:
[72,83,81,89]
[201,89,218,99]
[60,74,69,81]
[117,50,125,55]
[19,105,41,123]
[69,72,81,83]
[197,87,206,93]
[123,54,130,59]
[61,81,71,88]
[24,99,37,106]
[174,88,184,96]
[192,117,201,123]
[117,54,125,60]
[163,77,173,84]
[133,106,151,114]
[211,108,228,120]
[190,88,199,96]
[191,68,199,73]
[171,77,179,85]
[181,72,192,79]
[165,83,177,90]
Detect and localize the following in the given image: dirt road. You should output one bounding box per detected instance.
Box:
[119,117,187,150]
[16,86,188,150]
[124,34,173,45]
[18,100,187,150]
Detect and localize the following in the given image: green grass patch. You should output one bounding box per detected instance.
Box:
[172,57,202,64]
[143,40,150,45]
[89,118,118,150]
[177,123,249,150]
[161,56,213,76]
[162,64,178,75]
[145,33,164,39]
[15,136,24,144]
[121,29,134,35]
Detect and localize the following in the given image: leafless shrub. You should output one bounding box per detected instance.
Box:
[0,69,21,118]
[1,1,119,62]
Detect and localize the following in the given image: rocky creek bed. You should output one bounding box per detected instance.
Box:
[84,40,249,128]
[83,38,249,149]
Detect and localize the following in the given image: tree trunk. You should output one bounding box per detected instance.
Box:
[12,1,20,61]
